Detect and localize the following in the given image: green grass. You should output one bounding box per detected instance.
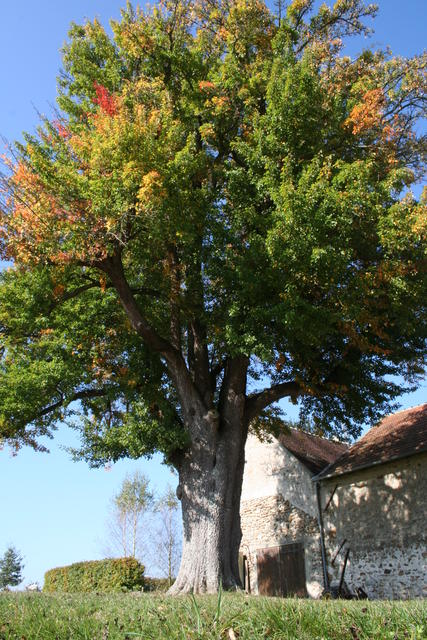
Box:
[0,592,425,640]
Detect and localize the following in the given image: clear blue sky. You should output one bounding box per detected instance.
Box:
[0,1,426,587]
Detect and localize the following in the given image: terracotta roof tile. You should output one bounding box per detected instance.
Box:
[278,428,348,474]
[316,403,427,480]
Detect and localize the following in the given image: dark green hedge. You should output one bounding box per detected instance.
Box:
[143,577,171,592]
[43,557,145,593]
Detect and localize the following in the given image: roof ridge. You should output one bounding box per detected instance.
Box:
[368,403,427,433]
[288,426,348,446]
[377,402,427,420]
[314,403,427,481]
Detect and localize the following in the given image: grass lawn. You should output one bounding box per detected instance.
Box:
[0,592,425,640]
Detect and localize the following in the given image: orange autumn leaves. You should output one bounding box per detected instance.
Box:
[346,88,385,135]
[1,80,168,266]
[1,160,76,265]
[3,156,106,266]
[345,87,405,147]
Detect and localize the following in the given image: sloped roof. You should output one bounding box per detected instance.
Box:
[315,403,427,480]
[277,428,348,475]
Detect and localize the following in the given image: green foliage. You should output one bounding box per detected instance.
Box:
[114,470,153,514]
[0,546,24,590]
[0,264,187,459]
[0,0,426,456]
[43,557,144,593]
[0,592,425,639]
[104,471,154,559]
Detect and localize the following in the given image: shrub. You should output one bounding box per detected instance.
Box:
[43,557,144,593]
[142,576,170,592]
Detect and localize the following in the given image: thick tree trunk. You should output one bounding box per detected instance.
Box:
[106,256,298,594]
[169,411,248,594]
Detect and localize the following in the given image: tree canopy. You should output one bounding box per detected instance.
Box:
[0,0,425,458]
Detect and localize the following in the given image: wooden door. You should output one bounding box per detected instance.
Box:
[257,543,306,597]
[257,546,282,596]
[280,543,307,597]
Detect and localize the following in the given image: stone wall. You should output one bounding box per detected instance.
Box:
[241,434,318,517]
[321,452,427,599]
[240,435,427,600]
[240,494,324,597]
[240,435,324,597]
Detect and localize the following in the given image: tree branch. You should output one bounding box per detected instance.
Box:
[190,319,213,405]
[219,356,249,418]
[102,253,175,356]
[49,282,100,312]
[167,245,182,352]
[36,387,108,420]
[49,278,163,314]
[101,253,207,420]
[245,381,301,424]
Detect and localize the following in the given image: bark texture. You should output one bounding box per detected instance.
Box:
[169,409,248,594]
[102,254,301,594]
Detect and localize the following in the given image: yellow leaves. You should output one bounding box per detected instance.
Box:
[3,159,65,264]
[105,218,115,232]
[338,314,394,358]
[91,353,112,381]
[148,109,161,128]
[218,26,229,43]
[122,161,142,189]
[113,19,155,58]
[199,123,216,143]
[211,95,231,114]
[137,171,165,211]
[287,0,312,17]
[380,196,427,255]
[346,88,385,135]
[141,169,162,188]
[410,203,427,241]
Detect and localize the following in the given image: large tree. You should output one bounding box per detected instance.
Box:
[0,0,426,593]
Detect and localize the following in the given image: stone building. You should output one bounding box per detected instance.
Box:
[316,403,427,600]
[239,428,347,598]
[240,403,427,599]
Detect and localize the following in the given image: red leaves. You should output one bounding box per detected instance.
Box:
[52,120,70,140]
[93,82,118,117]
